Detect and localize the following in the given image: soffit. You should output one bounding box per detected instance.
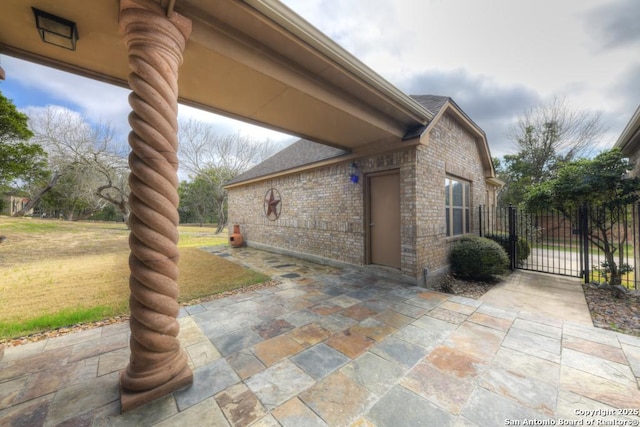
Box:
[0,0,430,150]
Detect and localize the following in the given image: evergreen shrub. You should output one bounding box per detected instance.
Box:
[449,235,508,280]
[484,232,531,266]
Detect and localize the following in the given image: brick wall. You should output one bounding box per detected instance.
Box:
[416,112,491,286]
[628,149,640,178]
[227,149,416,275]
[228,111,493,285]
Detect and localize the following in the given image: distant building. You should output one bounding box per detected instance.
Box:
[1,193,32,216]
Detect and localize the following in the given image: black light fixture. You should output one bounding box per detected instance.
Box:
[32,8,79,51]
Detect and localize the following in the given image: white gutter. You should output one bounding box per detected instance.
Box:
[243,0,433,124]
[615,105,640,155]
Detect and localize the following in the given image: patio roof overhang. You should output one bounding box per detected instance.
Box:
[0,0,432,151]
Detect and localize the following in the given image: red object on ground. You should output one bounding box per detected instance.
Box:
[230,224,244,248]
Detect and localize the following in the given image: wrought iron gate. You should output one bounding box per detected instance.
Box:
[478,204,639,289]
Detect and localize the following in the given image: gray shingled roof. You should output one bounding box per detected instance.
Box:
[410,95,450,115]
[403,95,450,140]
[225,139,348,186]
[225,95,452,186]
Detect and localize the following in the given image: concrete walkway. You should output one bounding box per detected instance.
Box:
[1,247,640,426]
[480,270,592,324]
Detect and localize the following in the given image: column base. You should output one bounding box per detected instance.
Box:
[120,364,193,413]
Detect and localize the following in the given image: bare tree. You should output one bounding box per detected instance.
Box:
[507,97,608,183]
[16,106,130,222]
[178,118,281,231]
[179,118,278,175]
[498,97,609,206]
[41,163,109,220]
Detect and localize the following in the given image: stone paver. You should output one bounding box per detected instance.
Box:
[2,246,639,427]
[426,346,485,379]
[252,319,295,340]
[210,329,263,357]
[174,358,240,411]
[287,323,331,347]
[245,360,315,410]
[467,311,514,331]
[348,318,397,342]
[445,322,506,362]
[271,397,328,427]
[253,335,304,367]
[374,309,413,329]
[491,346,560,385]
[367,385,452,426]
[215,383,267,426]
[340,352,406,397]
[299,371,372,426]
[290,343,350,380]
[562,334,627,364]
[154,397,229,427]
[513,318,563,339]
[400,358,476,414]
[560,365,640,409]
[502,326,562,363]
[225,350,266,380]
[369,335,429,368]
[461,385,552,426]
[479,366,557,415]
[562,347,636,386]
[325,331,375,359]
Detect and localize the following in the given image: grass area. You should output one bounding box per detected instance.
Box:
[590,269,637,289]
[529,241,635,256]
[0,217,269,341]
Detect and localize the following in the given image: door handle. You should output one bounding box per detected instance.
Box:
[370,223,374,227]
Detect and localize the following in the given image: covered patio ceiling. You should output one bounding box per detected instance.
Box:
[0,0,432,151]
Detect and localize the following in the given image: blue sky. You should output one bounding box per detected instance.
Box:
[1,0,639,158]
[3,78,77,112]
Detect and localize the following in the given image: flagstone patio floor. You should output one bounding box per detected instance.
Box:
[1,246,640,426]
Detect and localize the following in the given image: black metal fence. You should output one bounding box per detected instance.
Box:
[478,203,640,289]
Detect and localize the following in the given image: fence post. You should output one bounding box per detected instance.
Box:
[580,204,590,284]
[508,205,517,270]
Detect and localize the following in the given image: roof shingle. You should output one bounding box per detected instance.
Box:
[225,139,348,186]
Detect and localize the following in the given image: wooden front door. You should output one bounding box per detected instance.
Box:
[368,171,401,269]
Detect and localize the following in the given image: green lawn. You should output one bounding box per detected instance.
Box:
[0,217,269,341]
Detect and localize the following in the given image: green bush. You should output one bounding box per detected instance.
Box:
[484,232,531,266]
[449,235,509,280]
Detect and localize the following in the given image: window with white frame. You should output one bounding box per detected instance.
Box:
[445,177,470,237]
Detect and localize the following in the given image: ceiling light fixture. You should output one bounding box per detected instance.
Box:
[32,8,79,51]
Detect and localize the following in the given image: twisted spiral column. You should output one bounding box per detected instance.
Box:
[119,0,192,409]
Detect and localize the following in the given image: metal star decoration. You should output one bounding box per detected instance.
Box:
[264,188,282,220]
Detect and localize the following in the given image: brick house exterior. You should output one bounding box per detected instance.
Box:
[615,105,640,177]
[226,96,502,286]
[615,105,640,275]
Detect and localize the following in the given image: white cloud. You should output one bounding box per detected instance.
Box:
[282,0,639,154]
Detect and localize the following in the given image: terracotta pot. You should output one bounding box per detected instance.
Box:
[229,224,244,248]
